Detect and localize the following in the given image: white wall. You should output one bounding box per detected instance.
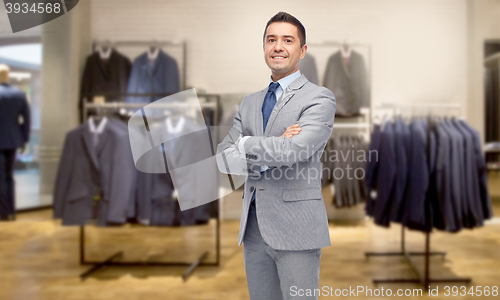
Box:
[467,0,500,142]
[91,0,468,108]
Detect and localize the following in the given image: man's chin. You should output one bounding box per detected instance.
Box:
[269,66,289,74]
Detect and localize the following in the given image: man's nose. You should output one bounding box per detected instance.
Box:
[274,39,284,51]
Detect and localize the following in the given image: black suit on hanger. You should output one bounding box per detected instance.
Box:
[80,49,132,110]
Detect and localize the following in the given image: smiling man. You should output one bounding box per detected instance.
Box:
[216,12,336,300]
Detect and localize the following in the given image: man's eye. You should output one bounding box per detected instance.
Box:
[268,39,275,42]
[286,39,292,43]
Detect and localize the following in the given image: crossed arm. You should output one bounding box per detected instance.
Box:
[216,89,336,175]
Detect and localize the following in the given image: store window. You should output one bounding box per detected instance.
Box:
[0,42,43,210]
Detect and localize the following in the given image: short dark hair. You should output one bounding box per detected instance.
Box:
[263,12,306,48]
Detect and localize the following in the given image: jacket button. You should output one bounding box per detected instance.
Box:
[250,187,255,192]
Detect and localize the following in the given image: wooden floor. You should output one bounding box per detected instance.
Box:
[1,177,500,299]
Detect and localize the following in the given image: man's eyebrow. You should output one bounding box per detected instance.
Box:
[265,34,296,40]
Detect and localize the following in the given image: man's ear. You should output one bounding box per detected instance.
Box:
[300,44,308,60]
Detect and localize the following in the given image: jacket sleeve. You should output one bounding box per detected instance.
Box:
[125,59,140,104]
[170,57,181,93]
[215,96,254,176]
[53,132,74,219]
[20,93,30,144]
[79,56,92,119]
[107,131,138,223]
[241,88,336,168]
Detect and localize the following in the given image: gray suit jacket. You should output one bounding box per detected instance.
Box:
[53,118,136,226]
[217,74,335,250]
[323,50,369,116]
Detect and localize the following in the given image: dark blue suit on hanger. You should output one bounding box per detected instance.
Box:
[126,50,181,104]
[373,121,397,227]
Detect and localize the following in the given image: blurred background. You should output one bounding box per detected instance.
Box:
[1,0,500,299]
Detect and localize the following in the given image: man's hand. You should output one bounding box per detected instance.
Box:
[281,124,301,138]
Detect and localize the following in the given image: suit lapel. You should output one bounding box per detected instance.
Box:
[82,125,100,169]
[338,51,352,80]
[256,89,265,136]
[264,74,308,136]
[96,50,116,80]
[150,50,162,77]
[95,127,111,157]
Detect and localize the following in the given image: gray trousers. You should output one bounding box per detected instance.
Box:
[243,201,322,300]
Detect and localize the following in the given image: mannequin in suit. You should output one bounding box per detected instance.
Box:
[0,64,30,221]
[217,12,335,300]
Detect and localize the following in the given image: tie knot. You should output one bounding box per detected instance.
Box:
[268,82,280,93]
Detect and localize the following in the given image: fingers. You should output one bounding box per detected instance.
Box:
[281,125,302,138]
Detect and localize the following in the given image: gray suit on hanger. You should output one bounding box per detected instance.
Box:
[323,50,369,116]
[53,119,136,226]
[299,53,319,85]
[217,74,335,299]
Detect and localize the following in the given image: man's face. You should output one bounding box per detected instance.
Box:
[264,22,306,81]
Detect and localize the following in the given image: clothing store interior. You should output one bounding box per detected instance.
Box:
[1,1,500,299]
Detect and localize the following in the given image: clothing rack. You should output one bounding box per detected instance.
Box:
[365,103,471,290]
[331,110,372,139]
[79,96,221,282]
[92,39,187,91]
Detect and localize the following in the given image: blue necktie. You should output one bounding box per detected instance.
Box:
[262,82,280,132]
[250,81,280,203]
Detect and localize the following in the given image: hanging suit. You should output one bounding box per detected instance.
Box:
[126,50,181,104]
[53,118,136,226]
[365,124,382,217]
[299,52,319,85]
[323,50,370,117]
[372,121,397,227]
[80,49,132,104]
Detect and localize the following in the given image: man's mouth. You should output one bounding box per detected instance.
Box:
[272,55,287,60]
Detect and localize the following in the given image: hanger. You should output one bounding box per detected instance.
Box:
[166,115,186,134]
[148,40,160,61]
[93,106,104,125]
[95,40,113,60]
[340,39,352,58]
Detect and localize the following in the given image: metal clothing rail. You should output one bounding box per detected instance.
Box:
[79,97,221,282]
[365,226,470,289]
[81,93,220,121]
[366,102,471,290]
[92,39,187,91]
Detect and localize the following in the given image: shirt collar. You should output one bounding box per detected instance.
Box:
[166,116,185,134]
[88,116,108,134]
[270,70,302,91]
